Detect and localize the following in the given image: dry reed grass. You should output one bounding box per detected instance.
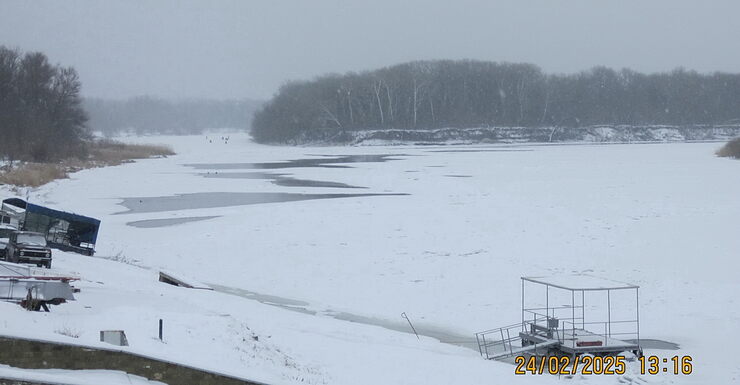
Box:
[716,137,740,159]
[0,139,175,187]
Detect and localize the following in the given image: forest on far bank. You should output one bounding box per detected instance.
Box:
[251,60,740,143]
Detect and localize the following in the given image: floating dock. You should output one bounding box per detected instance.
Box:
[476,274,642,360]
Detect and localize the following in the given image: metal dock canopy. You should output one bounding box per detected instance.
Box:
[521,274,639,291]
[1,198,101,256]
[475,274,641,360]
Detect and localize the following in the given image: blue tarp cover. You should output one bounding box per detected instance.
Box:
[2,198,101,245]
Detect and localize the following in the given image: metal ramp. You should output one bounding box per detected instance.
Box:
[475,318,559,360]
[506,340,559,358]
[488,339,559,360]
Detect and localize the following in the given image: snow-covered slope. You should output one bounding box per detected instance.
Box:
[1,134,738,384]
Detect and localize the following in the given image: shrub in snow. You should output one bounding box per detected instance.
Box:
[716,137,740,159]
[55,325,81,338]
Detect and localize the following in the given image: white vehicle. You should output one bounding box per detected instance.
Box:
[0,200,23,229]
[0,224,18,259]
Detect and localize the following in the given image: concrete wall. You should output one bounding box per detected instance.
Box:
[0,380,53,385]
[0,336,265,385]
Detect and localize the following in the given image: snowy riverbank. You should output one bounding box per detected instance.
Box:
[286,124,740,145]
[1,133,738,384]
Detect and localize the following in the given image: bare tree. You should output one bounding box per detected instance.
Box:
[372,79,385,126]
[0,46,88,162]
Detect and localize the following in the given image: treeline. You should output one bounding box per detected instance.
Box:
[252,60,740,143]
[0,46,89,162]
[85,97,262,136]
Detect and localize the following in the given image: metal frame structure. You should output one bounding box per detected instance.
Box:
[1,198,100,256]
[476,274,642,359]
[1,261,77,312]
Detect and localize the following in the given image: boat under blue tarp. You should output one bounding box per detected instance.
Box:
[1,198,100,256]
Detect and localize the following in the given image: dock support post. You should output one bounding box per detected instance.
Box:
[571,290,575,343]
[546,285,549,322]
[500,328,507,354]
[482,334,489,359]
[581,290,585,329]
[506,328,512,353]
[521,279,525,332]
[636,288,640,348]
[607,289,611,338]
[475,333,481,356]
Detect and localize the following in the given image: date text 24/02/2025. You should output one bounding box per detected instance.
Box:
[514,355,693,375]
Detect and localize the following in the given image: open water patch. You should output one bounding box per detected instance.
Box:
[184,154,406,170]
[200,171,364,189]
[116,192,407,214]
[126,216,220,228]
[209,284,316,315]
[427,148,533,153]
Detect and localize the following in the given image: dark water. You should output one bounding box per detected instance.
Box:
[444,175,472,178]
[200,171,281,179]
[209,284,316,315]
[184,154,405,170]
[625,339,680,350]
[427,149,533,153]
[116,192,407,214]
[273,177,362,188]
[201,172,364,189]
[329,311,478,350]
[126,216,220,228]
[209,283,477,350]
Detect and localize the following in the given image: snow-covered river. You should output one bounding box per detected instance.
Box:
[4,134,737,385]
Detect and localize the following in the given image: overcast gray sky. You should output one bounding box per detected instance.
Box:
[2,0,739,100]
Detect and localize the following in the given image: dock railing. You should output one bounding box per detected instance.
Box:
[474,316,550,359]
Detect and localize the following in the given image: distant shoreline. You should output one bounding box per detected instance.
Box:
[269,124,740,146]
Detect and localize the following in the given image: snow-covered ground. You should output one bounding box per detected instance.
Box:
[1,133,738,384]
